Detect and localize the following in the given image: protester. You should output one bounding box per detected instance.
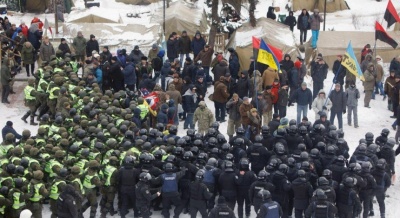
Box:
[309,9,324,49]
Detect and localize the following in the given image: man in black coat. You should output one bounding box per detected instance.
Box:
[57,185,81,218]
[100,46,112,64]
[236,70,250,99]
[332,55,347,90]
[86,34,99,57]
[167,33,179,62]
[291,170,314,218]
[218,161,239,210]
[284,11,297,32]
[208,196,236,218]
[280,54,294,74]
[310,55,329,99]
[329,83,347,129]
[109,56,124,92]
[189,169,212,218]
[178,30,191,64]
[271,164,292,218]
[1,121,21,142]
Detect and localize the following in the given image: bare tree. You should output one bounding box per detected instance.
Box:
[208,0,219,46]
[249,0,256,27]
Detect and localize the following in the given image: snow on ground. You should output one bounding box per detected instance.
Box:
[3,0,400,217]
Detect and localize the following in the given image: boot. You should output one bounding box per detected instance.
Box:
[30,116,38,126]
[381,213,385,218]
[21,112,30,123]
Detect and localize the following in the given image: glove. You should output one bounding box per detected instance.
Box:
[288,101,291,107]
[322,106,327,110]
[343,109,346,114]
[309,105,312,110]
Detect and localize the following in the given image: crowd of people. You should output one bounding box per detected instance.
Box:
[0,11,399,218]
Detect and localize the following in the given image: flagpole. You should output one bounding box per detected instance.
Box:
[324,64,342,106]
[254,48,258,111]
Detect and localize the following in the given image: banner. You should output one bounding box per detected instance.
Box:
[341,41,364,81]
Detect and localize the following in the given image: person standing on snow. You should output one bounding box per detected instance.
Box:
[309,9,323,49]
[312,89,332,120]
[297,9,310,45]
[310,54,328,99]
[284,11,297,32]
[345,81,360,128]
[363,63,376,108]
[329,83,347,129]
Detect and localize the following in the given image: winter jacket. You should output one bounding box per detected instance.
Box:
[270,82,280,104]
[167,38,179,59]
[100,50,112,64]
[166,84,182,105]
[345,69,356,84]
[86,39,99,57]
[194,102,214,130]
[268,118,280,134]
[161,61,171,77]
[390,58,400,76]
[39,42,55,62]
[236,72,250,98]
[290,87,313,106]
[239,103,254,126]
[262,91,274,112]
[363,68,376,91]
[248,112,262,137]
[291,177,313,210]
[122,62,136,85]
[21,43,36,64]
[94,67,102,84]
[332,60,346,85]
[152,50,165,72]
[157,104,169,125]
[27,23,42,50]
[226,98,243,120]
[178,35,191,54]
[262,67,279,89]
[277,88,289,106]
[109,62,124,91]
[194,47,214,67]
[191,32,206,57]
[288,67,300,88]
[284,13,297,30]
[267,7,276,20]
[229,53,240,79]
[148,48,159,63]
[376,61,384,82]
[213,60,230,82]
[312,89,332,116]
[72,36,87,56]
[311,61,328,84]
[329,90,347,113]
[167,100,177,124]
[297,11,310,30]
[58,43,71,56]
[384,75,396,99]
[361,54,373,73]
[213,81,230,103]
[129,50,145,65]
[182,89,198,113]
[250,71,263,99]
[345,86,360,107]
[280,54,294,73]
[309,12,323,30]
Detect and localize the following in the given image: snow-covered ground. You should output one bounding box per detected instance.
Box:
[3,0,400,217]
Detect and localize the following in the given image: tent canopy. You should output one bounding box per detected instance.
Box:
[68,7,122,23]
[63,23,161,53]
[293,0,348,13]
[304,31,400,68]
[151,1,208,37]
[25,0,50,13]
[226,17,298,71]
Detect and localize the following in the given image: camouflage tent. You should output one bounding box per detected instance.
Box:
[115,0,159,5]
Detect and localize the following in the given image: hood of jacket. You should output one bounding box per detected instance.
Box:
[168,99,175,107]
[318,89,326,97]
[168,83,176,91]
[157,50,165,58]
[163,61,171,68]
[284,54,291,60]
[365,54,373,60]
[268,6,275,13]
[161,104,168,112]
[133,108,141,117]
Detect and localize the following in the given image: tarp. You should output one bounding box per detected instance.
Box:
[225,17,298,71]
[115,0,159,5]
[62,23,161,53]
[68,8,122,23]
[151,1,208,38]
[304,31,400,68]
[25,0,51,13]
[293,0,348,13]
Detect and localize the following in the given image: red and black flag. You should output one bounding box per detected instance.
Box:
[375,21,398,49]
[384,0,400,28]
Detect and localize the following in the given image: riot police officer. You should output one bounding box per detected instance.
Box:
[135,172,160,218]
[118,155,140,218]
[189,169,212,218]
[305,189,337,218]
[256,190,283,218]
[208,196,236,218]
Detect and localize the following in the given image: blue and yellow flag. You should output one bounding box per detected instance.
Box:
[341,41,365,81]
[257,39,280,71]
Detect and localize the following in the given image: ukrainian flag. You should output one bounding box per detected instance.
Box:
[257,38,280,71]
[341,41,365,81]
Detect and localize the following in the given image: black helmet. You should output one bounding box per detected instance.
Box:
[233,138,245,147]
[257,170,269,181]
[221,143,231,152]
[258,189,271,201]
[236,127,245,135]
[310,148,320,158]
[368,143,380,154]
[169,125,178,134]
[164,162,174,172]
[287,157,296,167]
[208,137,218,148]
[298,169,306,177]
[190,146,199,156]
[139,172,152,182]
[337,128,344,138]
[376,159,387,169]
[289,119,297,126]
[195,169,205,180]
[365,132,374,141]
[6,164,15,174]
[148,129,158,137]
[183,151,193,161]
[15,166,25,176]
[211,148,220,155]
[225,153,234,162]
[206,157,218,167]
[207,128,217,138]
[186,129,196,137]
[349,163,361,173]
[319,111,327,118]
[21,157,29,168]
[276,128,286,137]
[254,135,263,143]
[315,188,328,200]
[59,168,68,177]
[54,116,63,125]
[301,161,310,170]
[217,134,227,144]
[275,142,285,155]
[172,147,184,157]
[166,155,177,163]
[298,143,306,152]
[156,123,165,131]
[381,128,390,137]
[357,144,367,154]
[326,145,335,155]
[288,125,297,135]
[0,186,9,196]
[14,178,24,189]
[361,162,372,172]
[328,130,338,140]
[76,129,86,139]
[299,126,308,135]
[211,121,220,130]
[322,169,332,179]
[313,124,325,134]
[193,139,203,148]
[317,177,329,186]
[300,151,309,160]
[386,137,396,147]
[329,125,337,131]
[261,125,270,135]
[278,163,288,174]
[316,142,326,153]
[197,152,208,161]
[239,158,250,170]
[94,142,104,151]
[69,108,77,116]
[344,177,356,187]
[142,142,152,151]
[139,128,148,136]
[224,161,234,171]
[359,138,367,144]
[124,155,135,167]
[154,149,166,160]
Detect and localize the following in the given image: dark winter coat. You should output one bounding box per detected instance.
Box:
[271,172,291,203]
[309,12,324,31]
[284,13,297,31]
[226,97,243,120]
[21,43,36,64]
[311,61,329,84]
[329,90,347,113]
[167,38,179,59]
[229,53,240,79]
[277,88,289,106]
[182,88,198,113]
[390,58,400,76]
[332,60,347,85]
[239,103,254,126]
[157,104,169,125]
[213,60,230,82]
[290,87,313,106]
[178,35,191,54]
[129,50,145,65]
[213,81,230,103]
[161,61,171,76]
[2,125,21,141]
[267,7,276,20]
[100,50,112,64]
[297,11,310,30]
[291,177,313,209]
[139,74,156,91]
[268,118,280,134]
[58,43,71,56]
[27,24,42,50]
[236,71,250,99]
[218,170,239,197]
[122,62,136,86]
[86,39,99,57]
[191,32,206,57]
[109,62,124,91]
[39,42,55,62]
